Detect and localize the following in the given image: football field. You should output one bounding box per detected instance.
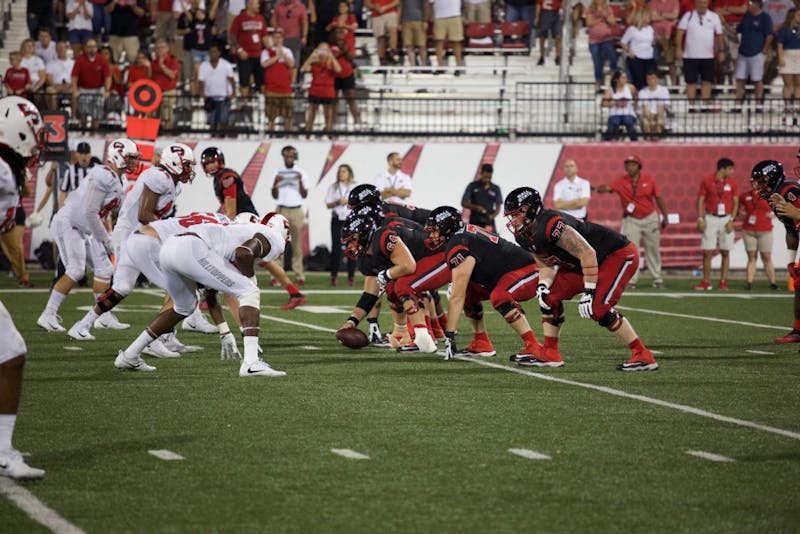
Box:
[1,272,799,533]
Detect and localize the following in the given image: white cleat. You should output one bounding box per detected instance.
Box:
[413,332,438,354]
[239,360,286,377]
[0,448,45,480]
[182,311,218,334]
[142,339,180,359]
[67,323,95,341]
[163,334,202,353]
[37,312,65,332]
[94,312,130,330]
[115,350,156,372]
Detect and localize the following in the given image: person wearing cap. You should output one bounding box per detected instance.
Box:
[461,163,503,232]
[695,158,739,291]
[59,142,94,208]
[552,159,591,221]
[595,155,669,288]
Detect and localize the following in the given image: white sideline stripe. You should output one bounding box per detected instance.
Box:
[456,355,800,441]
[0,478,85,534]
[615,305,787,331]
[686,450,736,463]
[508,448,552,460]
[745,350,775,355]
[301,345,321,350]
[62,346,83,351]
[148,450,185,461]
[331,448,370,460]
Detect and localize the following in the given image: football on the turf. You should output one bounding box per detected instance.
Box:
[336,327,370,349]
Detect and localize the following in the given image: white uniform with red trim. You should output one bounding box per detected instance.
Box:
[0,158,20,233]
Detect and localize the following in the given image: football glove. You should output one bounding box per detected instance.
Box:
[578,289,594,319]
[220,332,241,360]
[444,331,456,361]
[376,269,391,294]
[26,211,43,228]
[536,283,552,313]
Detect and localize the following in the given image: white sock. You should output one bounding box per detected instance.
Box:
[243,336,259,364]
[44,290,67,315]
[0,415,16,450]
[80,308,100,328]
[127,330,156,357]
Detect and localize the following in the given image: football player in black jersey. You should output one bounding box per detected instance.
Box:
[426,206,543,361]
[201,146,306,311]
[755,157,800,344]
[504,187,659,371]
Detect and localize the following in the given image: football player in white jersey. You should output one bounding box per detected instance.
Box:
[115,215,290,377]
[0,96,46,479]
[37,138,140,332]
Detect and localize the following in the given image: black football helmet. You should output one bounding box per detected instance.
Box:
[350,203,384,226]
[503,187,543,238]
[201,146,225,176]
[423,206,464,250]
[341,214,377,259]
[750,160,785,199]
[348,184,381,208]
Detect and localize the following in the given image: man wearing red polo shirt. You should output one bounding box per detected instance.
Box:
[70,38,110,129]
[261,28,295,132]
[696,158,739,290]
[151,39,180,128]
[595,155,670,289]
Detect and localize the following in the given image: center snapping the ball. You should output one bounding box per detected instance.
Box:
[335,327,370,349]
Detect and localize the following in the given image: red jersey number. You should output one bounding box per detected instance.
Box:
[177,212,227,227]
[465,224,499,243]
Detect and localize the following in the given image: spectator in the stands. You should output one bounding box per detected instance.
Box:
[430,0,465,72]
[20,39,47,101]
[151,39,180,127]
[676,0,724,111]
[763,0,794,30]
[535,0,563,66]
[332,27,361,129]
[45,41,75,110]
[302,41,341,133]
[638,69,670,137]
[126,49,152,85]
[153,0,176,48]
[66,0,94,58]
[777,8,800,125]
[624,0,648,24]
[271,0,309,78]
[365,0,400,65]
[35,28,57,65]
[198,42,237,134]
[4,52,33,98]
[733,0,773,109]
[177,0,218,95]
[27,0,54,39]
[262,28,296,132]
[464,0,492,23]
[401,0,428,68]
[325,1,357,52]
[586,0,619,90]
[312,0,341,47]
[106,0,146,64]
[620,9,656,89]
[602,69,638,141]
[650,0,679,84]
[71,38,111,128]
[225,0,245,47]
[100,46,124,114]
[233,0,269,97]
[505,0,537,48]
[173,0,200,91]
[90,0,111,40]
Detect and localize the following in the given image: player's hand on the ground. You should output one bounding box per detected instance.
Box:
[578,289,594,319]
[444,331,456,361]
[339,318,356,331]
[376,269,390,294]
[536,283,552,313]
[220,332,241,360]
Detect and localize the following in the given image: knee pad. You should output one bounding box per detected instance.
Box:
[238,286,260,309]
[495,300,524,323]
[542,303,566,326]
[65,263,86,283]
[399,294,420,315]
[464,301,484,320]
[599,309,623,331]
[97,288,125,313]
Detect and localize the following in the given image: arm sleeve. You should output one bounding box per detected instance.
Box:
[83,181,112,246]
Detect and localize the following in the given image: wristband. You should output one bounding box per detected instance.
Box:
[347,315,360,326]
[584,282,597,290]
[217,322,230,335]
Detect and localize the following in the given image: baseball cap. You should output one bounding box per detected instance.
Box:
[624,155,642,167]
[481,163,493,173]
[76,142,92,154]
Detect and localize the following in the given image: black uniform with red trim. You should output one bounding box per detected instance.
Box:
[772,180,800,233]
[518,210,629,271]
[358,220,431,276]
[213,168,257,215]
[382,201,431,226]
[446,225,535,289]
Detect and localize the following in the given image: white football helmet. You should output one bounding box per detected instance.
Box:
[234,212,259,224]
[161,143,196,183]
[261,212,291,246]
[0,96,46,160]
[106,138,141,174]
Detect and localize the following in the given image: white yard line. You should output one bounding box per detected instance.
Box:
[62,347,83,352]
[745,350,775,355]
[330,448,370,460]
[0,478,85,534]
[686,450,736,462]
[148,450,185,461]
[508,448,552,460]
[615,305,788,331]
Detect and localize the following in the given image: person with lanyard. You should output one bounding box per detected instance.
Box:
[695,158,739,290]
[739,175,777,290]
[460,163,503,232]
[269,145,309,286]
[594,155,669,289]
[325,163,358,286]
[374,152,412,203]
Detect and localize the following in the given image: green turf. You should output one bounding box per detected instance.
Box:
[1,272,798,532]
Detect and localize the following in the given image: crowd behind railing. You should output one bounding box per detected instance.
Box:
[2,0,799,138]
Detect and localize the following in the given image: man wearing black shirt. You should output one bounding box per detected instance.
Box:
[461,163,502,232]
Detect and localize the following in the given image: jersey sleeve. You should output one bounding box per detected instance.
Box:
[373,227,400,259]
[142,169,171,196]
[544,214,568,244]
[445,235,475,270]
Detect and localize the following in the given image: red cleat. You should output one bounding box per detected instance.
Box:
[694,280,712,291]
[459,338,497,357]
[774,330,800,344]
[281,294,307,310]
[296,278,306,287]
[617,348,659,371]
[718,280,728,291]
